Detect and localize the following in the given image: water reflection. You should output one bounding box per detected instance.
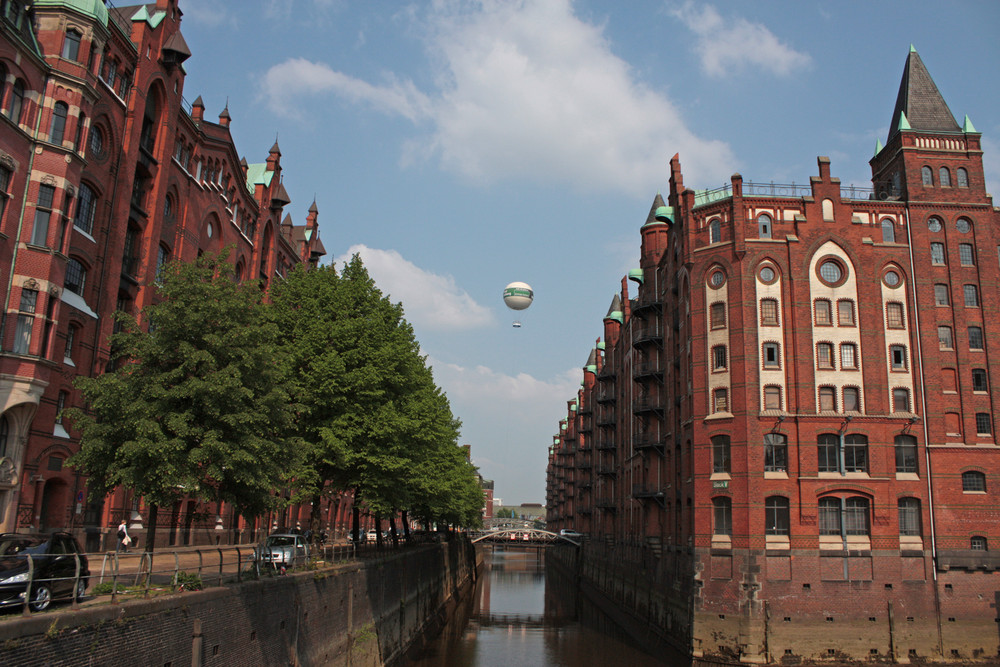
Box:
[401,546,678,666]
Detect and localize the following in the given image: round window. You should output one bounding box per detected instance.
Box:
[759,266,776,283]
[710,271,726,288]
[927,217,942,232]
[956,218,971,233]
[884,270,901,287]
[819,260,843,285]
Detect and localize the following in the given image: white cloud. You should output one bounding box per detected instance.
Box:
[182,1,235,28]
[669,1,811,78]
[333,244,493,332]
[257,0,736,194]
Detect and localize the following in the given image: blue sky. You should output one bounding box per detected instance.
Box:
[177,0,1000,505]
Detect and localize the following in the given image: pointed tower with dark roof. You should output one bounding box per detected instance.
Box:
[870,47,988,205]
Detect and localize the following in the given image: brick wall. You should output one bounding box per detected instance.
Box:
[0,540,476,667]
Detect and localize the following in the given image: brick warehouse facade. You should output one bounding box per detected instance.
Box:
[0,0,370,550]
[547,49,1000,664]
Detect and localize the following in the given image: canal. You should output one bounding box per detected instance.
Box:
[400,546,684,666]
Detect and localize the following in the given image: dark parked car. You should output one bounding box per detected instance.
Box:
[0,532,89,611]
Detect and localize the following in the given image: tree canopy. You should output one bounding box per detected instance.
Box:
[69,253,299,547]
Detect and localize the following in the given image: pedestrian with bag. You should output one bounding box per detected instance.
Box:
[117,519,130,553]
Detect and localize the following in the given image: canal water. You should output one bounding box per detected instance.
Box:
[400,546,684,666]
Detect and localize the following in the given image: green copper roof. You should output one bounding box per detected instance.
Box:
[596,341,606,351]
[607,311,623,324]
[34,0,107,23]
[131,5,166,28]
[628,268,644,284]
[245,163,275,191]
[653,205,674,224]
[874,138,883,156]
[963,115,977,133]
[897,111,911,131]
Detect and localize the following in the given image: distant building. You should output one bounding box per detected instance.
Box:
[548,48,999,663]
[0,0,331,549]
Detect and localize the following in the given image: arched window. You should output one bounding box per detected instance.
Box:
[881,218,895,243]
[0,63,7,111]
[74,112,87,150]
[88,122,105,159]
[758,213,772,239]
[921,166,933,186]
[62,29,82,61]
[712,435,730,474]
[713,497,732,536]
[844,434,868,472]
[74,183,96,234]
[844,497,870,535]
[898,497,921,536]
[939,167,951,187]
[64,323,78,363]
[818,497,841,534]
[49,102,68,145]
[764,433,787,472]
[764,496,789,535]
[65,258,86,294]
[957,167,969,188]
[9,79,25,124]
[709,219,721,244]
[155,244,170,284]
[0,415,7,457]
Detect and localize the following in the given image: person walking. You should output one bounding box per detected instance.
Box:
[116,519,130,553]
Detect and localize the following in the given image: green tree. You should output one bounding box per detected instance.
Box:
[269,255,481,539]
[69,252,298,552]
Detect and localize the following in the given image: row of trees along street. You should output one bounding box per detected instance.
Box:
[67,252,485,551]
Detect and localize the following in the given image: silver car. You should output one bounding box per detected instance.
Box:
[252,534,309,571]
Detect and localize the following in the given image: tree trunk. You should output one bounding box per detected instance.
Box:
[388,513,398,548]
[145,503,158,554]
[351,505,360,544]
[374,515,382,548]
[401,510,411,541]
[309,492,322,546]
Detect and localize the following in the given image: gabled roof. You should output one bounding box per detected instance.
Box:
[887,47,960,141]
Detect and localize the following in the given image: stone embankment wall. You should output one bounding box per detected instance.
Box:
[0,539,478,667]
[553,544,1000,667]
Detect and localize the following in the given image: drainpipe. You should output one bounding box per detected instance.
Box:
[902,206,943,657]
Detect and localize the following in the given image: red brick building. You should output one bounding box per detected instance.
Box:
[548,48,999,664]
[0,0,359,550]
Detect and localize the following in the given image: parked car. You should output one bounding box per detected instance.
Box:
[0,532,89,612]
[250,534,309,571]
[366,529,378,542]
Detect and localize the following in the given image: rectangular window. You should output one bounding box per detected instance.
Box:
[713,388,728,413]
[895,436,918,474]
[934,284,949,306]
[64,324,76,361]
[844,436,868,473]
[840,343,857,369]
[963,284,979,307]
[816,343,834,369]
[31,185,56,246]
[843,387,860,412]
[898,499,921,536]
[818,500,841,535]
[764,385,782,410]
[969,326,984,350]
[938,326,953,349]
[930,242,945,265]
[56,390,67,424]
[893,388,910,413]
[844,499,870,535]
[886,303,905,329]
[890,345,907,370]
[712,345,727,371]
[765,497,790,535]
[0,164,11,221]
[975,413,992,435]
[12,289,36,355]
[760,299,778,325]
[762,342,780,369]
[817,436,839,473]
[814,299,832,325]
[837,300,855,326]
[819,386,836,412]
[959,243,975,266]
[714,498,732,536]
